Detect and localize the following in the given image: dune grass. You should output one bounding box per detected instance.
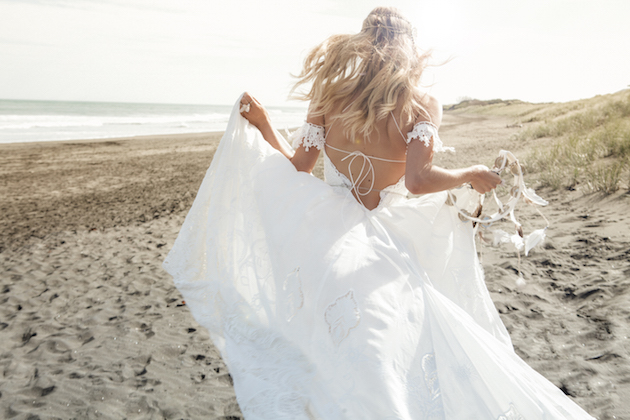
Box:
[448,90,630,193]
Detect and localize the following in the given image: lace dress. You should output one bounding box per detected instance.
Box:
[163,98,595,420]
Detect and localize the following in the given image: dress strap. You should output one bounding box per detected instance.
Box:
[290,122,326,152]
[390,111,407,142]
[390,111,441,147]
[325,144,406,163]
[392,111,455,153]
[407,122,454,152]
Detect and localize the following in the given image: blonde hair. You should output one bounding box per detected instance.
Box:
[291,7,430,139]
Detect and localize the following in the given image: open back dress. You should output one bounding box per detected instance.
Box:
[163,97,595,420]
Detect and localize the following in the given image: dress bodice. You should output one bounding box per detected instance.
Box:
[291,119,453,209]
[322,151,409,208]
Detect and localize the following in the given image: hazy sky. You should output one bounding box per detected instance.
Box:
[1,0,629,106]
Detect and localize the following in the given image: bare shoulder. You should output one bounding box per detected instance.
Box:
[306,104,325,127]
[414,91,443,128]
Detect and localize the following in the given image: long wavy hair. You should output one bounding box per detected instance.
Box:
[291,7,431,139]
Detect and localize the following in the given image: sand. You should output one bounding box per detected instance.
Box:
[0,114,628,419]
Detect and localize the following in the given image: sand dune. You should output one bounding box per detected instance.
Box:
[0,114,628,419]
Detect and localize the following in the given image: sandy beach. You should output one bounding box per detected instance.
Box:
[1,112,629,419]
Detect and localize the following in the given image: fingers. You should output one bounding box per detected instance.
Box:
[482,167,502,189]
[238,93,270,130]
[473,184,493,194]
[470,166,503,194]
[240,92,255,115]
[241,92,253,105]
[489,172,503,188]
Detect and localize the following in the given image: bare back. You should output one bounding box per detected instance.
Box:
[316,94,441,210]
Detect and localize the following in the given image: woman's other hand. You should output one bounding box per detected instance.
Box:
[469,165,502,194]
[240,92,271,130]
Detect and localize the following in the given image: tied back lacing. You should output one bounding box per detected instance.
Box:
[325,143,406,198]
[324,111,408,204]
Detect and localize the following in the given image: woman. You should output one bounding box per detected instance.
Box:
[164,7,594,419]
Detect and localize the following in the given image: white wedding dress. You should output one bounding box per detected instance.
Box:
[163,98,594,419]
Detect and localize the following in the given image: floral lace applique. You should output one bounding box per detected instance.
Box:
[497,404,524,420]
[324,290,361,346]
[406,121,455,153]
[422,353,441,403]
[450,357,479,384]
[408,352,444,418]
[291,122,326,152]
[283,267,304,322]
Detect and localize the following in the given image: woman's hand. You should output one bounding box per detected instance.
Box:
[237,92,297,163]
[469,165,502,194]
[240,92,271,130]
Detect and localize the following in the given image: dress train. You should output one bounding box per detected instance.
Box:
[163,98,594,420]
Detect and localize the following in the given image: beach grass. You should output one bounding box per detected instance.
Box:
[447,90,630,193]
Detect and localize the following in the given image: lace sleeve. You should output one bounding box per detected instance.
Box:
[290,122,326,152]
[406,122,455,153]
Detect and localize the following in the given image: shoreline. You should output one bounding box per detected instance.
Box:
[0,125,302,148]
[0,130,224,149]
[0,96,308,146]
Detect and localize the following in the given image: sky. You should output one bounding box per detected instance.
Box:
[0,0,629,107]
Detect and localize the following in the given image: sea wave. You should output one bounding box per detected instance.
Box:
[0,99,306,143]
[0,113,231,130]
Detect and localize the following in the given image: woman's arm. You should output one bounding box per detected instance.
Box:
[404,96,501,194]
[240,93,293,159]
[405,141,501,194]
[240,92,319,173]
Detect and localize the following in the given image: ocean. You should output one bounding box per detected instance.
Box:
[0,99,307,144]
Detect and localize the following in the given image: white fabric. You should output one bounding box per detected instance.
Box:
[291,122,326,151]
[406,121,455,153]
[163,97,595,420]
